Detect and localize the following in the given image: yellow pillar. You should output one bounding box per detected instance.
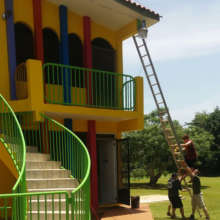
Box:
[26,59,44,120]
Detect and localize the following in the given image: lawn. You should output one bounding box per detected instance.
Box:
[130,176,220,220]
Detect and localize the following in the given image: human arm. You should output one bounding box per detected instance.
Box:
[180,140,192,150]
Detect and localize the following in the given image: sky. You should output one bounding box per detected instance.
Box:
[123,0,220,125]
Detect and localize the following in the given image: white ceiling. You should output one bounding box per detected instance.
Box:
[48,0,158,31]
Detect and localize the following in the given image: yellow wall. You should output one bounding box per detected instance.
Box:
[0,141,18,194]
[42,0,60,36]
[0,1,10,99]
[14,0,34,29]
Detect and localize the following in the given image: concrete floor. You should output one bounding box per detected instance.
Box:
[100,204,153,220]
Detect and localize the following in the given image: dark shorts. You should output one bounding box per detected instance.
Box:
[185,158,196,168]
[168,195,183,208]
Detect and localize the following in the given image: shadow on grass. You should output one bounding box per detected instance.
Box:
[154,218,190,220]
[131,182,210,191]
[131,182,168,191]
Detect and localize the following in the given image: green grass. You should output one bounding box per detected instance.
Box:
[130,176,220,220]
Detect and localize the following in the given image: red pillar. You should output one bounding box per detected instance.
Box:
[33,0,44,62]
[87,121,98,211]
[83,16,98,211]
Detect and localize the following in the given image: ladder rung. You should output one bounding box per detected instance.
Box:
[154,92,161,96]
[170,144,178,148]
[138,44,144,48]
[159,112,167,116]
[168,136,175,139]
[141,54,147,58]
[145,64,151,68]
[161,120,168,123]
[151,83,158,87]
[158,101,164,105]
[148,74,155,77]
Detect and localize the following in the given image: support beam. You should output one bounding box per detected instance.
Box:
[32,0,44,62]
[59,5,71,103]
[4,0,16,100]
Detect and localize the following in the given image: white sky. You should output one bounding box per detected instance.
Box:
[123,0,220,125]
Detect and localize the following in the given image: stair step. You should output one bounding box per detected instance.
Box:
[26,169,71,179]
[26,161,61,169]
[27,210,85,220]
[28,199,67,211]
[27,178,79,189]
[26,153,50,161]
[27,188,75,199]
[26,146,38,153]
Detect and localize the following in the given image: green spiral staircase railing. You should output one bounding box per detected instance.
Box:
[0,94,26,219]
[0,95,91,219]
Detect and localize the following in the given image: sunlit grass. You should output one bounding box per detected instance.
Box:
[130,176,220,220]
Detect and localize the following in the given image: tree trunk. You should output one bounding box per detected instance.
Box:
[149,172,162,186]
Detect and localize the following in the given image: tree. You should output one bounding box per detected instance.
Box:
[184,126,214,174]
[205,107,220,149]
[124,110,183,186]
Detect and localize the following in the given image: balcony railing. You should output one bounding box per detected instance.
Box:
[15,63,27,100]
[43,63,136,111]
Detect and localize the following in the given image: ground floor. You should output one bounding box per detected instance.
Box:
[100,204,153,220]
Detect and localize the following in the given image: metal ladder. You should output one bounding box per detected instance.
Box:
[133,35,186,170]
[133,35,202,217]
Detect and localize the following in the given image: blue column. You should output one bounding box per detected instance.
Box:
[59,5,71,103]
[5,0,16,100]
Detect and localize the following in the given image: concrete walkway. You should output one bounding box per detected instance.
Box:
[101,195,169,220]
[100,204,154,220]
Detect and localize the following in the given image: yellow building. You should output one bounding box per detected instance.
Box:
[0,0,160,218]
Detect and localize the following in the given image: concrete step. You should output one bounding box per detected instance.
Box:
[26,169,71,179]
[29,197,84,211]
[26,153,50,162]
[27,178,79,189]
[28,199,67,211]
[27,210,85,220]
[26,146,38,153]
[27,188,75,199]
[26,161,61,169]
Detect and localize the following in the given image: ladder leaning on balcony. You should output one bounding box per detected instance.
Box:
[132,35,194,191]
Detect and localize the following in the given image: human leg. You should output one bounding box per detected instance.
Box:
[167,203,172,216]
[202,207,210,219]
[171,207,176,218]
[180,207,185,218]
[190,195,197,220]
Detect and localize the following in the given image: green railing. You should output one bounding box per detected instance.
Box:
[13,112,91,220]
[0,94,26,219]
[43,63,136,111]
[15,62,28,100]
[41,114,91,220]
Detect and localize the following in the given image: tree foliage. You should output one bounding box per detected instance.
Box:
[124,110,177,185]
[124,107,220,185]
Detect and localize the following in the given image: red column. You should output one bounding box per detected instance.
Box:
[87,121,98,211]
[33,0,44,62]
[83,16,98,211]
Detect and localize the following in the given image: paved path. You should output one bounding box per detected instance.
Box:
[101,194,169,220]
[101,204,154,220]
[140,194,169,203]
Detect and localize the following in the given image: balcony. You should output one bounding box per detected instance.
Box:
[43,63,136,111]
[12,59,143,125]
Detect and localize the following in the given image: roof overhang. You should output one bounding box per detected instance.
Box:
[47,0,160,31]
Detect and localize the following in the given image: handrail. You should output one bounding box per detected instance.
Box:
[0,94,26,219]
[0,94,26,191]
[43,62,136,111]
[41,113,91,219]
